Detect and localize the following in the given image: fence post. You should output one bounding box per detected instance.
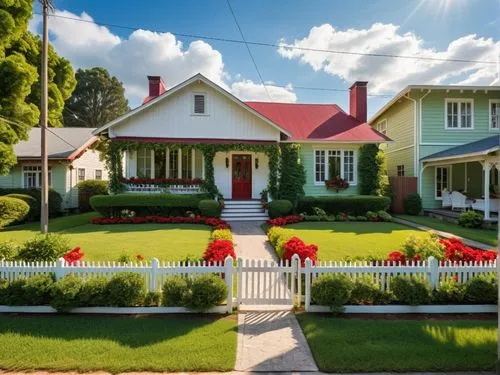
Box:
[291,254,301,307]
[427,256,439,289]
[225,256,234,313]
[304,257,312,312]
[237,258,243,306]
[151,258,159,292]
[55,258,66,280]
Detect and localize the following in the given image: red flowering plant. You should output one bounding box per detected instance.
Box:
[439,238,497,263]
[202,240,236,264]
[325,177,349,192]
[267,215,304,227]
[283,236,318,266]
[123,177,205,186]
[63,247,84,265]
[136,254,144,261]
[91,215,231,229]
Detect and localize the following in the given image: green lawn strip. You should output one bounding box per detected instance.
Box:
[396,214,498,247]
[285,222,428,260]
[297,314,496,372]
[0,315,237,373]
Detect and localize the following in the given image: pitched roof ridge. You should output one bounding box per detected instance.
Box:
[245,101,340,106]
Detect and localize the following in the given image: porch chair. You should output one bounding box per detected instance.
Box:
[450,191,469,211]
[441,189,451,208]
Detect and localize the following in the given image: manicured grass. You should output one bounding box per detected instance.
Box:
[0,315,237,373]
[297,314,497,372]
[286,221,428,260]
[0,213,212,261]
[397,215,498,247]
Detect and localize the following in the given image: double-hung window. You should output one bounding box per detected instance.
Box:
[490,100,500,130]
[445,99,473,129]
[314,149,356,184]
[95,170,102,180]
[435,166,450,199]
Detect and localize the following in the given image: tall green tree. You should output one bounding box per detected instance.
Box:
[358,144,387,195]
[64,67,129,128]
[278,143,306,203]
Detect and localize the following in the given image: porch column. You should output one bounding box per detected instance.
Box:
[177,149,182,178]
[483,162,491,220]
[191,148,195,179]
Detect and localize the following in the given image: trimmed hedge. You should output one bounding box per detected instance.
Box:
[268,200,293,218]
[5,193,39,221]
[78,180,109,213]
[198,200,221,218]
[90,193,211,217]
[0,196,29,228]
[297,195,391,216]
[0,188,62,217]
[403,193,422,215]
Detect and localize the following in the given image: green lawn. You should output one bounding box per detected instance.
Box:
[0,315,236,373]
[297,314,497,372]
[0,213,212,261]
[397,215,498,247]
[286,222,428,260]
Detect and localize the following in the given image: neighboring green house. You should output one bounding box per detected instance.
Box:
[0,128,107,210]
[370,85,500,220]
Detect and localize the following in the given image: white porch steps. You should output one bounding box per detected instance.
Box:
[221,200,269,221]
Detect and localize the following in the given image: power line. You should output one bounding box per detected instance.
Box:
[225,0,272,101]
[33,12,499,65]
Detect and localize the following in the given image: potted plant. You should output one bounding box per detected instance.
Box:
[325,176,349,192]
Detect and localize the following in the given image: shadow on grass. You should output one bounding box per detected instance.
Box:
[0,314,236,348]
[63,223,213,235]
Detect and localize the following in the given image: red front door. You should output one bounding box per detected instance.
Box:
[232,154,252,200]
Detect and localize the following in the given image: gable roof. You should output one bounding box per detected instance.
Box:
[245,102,391,143]
[93,73,292,137]
[421,135,500,162]
[14,127,98,160]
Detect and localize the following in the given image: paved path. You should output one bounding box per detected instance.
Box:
[231,221,277,260]
[392,217,494,250]
[235,311,318,372]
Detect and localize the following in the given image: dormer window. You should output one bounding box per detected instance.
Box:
[192,93,207,115]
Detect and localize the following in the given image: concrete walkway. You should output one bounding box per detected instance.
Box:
[392,217,494,250]
[230,221,277,260]
[235,311,318,372]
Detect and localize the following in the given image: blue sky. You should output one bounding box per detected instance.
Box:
[33,0,500,115]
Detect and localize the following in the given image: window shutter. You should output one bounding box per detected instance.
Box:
[194,94,205,114]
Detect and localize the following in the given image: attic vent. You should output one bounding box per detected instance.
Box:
[193,94,206,114]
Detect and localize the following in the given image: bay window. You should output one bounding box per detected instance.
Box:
[314,149,356,184]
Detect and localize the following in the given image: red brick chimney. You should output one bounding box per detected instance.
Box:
[349,81,368,123]
[144,76,166,103]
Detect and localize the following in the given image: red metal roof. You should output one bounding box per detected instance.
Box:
[245,102,390,142]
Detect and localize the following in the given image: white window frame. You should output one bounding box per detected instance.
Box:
[444,98,474,130]
[375,119,387,135]
[77,168,86,182]
[22,165,52,188]
[95,169,102,180]
[489,99,500,130]
[397,165,405,177]
[435,165,451,200]
[191,92,209,116]
[313,148,357,186]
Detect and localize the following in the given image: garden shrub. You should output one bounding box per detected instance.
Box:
[297,196,390,216]
[202,239,236,263]
[5,193,39,221]
[210,229,233,241]
[79,277,108,307]
[0,188,62,217]
[184,273,228,311]
[350,276,392,305]
[0,196,29,228]
[401,232,445,260]
[90,193,210,217]
[78,180,109,213]
[1,279,28,305]
[50,275,84,312]
[356,215,367,222]
[268,200,293,218]
[198,199,221,218]
[403,193,422,215]
[377,210,392,222]
[16,233,71,262]
[105,272,145,307]
[267,226,293,258]
[458,211,483,229]
[162,276,189,306]
[311,274,354,312]
[463,274,497,304]
[22,274,55,305]
[0,241,18,260]
[432,278,465,304]
[392,276,432,305]
[144,291,161,307]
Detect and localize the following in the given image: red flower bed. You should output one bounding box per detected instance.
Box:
[386,251,421,264]
[203,239,236,263]
[123,177,205,185]
[91,215,230,229]
[267,215,303,227]
[283,236,318,266]
[64,247,84,265]
[439,238,497,262]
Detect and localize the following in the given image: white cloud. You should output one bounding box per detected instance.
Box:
[30,10,296,106]
[278,23,500,93]
[230,80,297,102]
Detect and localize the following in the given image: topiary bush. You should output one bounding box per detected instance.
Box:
[50,275,84,312]
[392,276,432,305]
[311,274,354,312]
[78,179,109,213]
[403,193,422,215]
[5,193,39,221]
[198,200,221,218]
[268,200,293,218]
[463,274,497,304]
[297,196,390,216]
[277,143,306,203]
[184,273,228,311]
[0,188,62,217]
[16,233,71,262]
[162,276,190,306]
[0,196,29,228]
[458,211,483,229]
[105,272,145,307]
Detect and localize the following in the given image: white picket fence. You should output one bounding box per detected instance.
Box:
[0,256,497,313]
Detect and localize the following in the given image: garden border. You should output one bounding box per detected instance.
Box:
[308,304,497,314]
[0,305,227,314]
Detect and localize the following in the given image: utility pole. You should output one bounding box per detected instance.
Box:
[40,0,52,234]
